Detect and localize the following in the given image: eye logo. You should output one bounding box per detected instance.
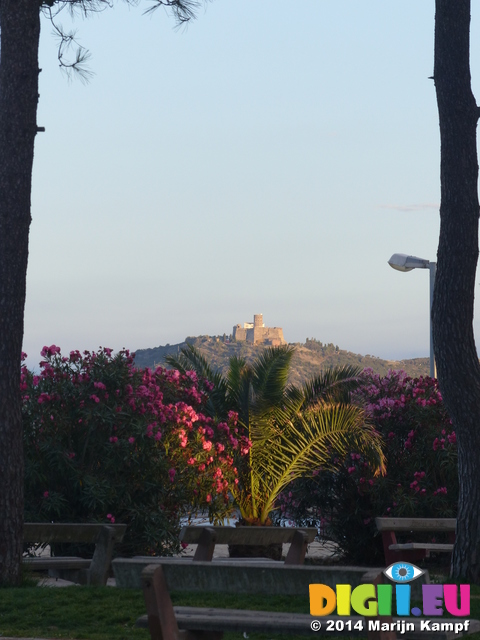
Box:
[383,562,424,583]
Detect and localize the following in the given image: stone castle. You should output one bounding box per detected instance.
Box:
[232,314,286,346]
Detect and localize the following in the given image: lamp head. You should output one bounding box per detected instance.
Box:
[388,253,430,272]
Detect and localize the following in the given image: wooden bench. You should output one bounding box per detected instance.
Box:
[113,526,318,589]
[137,562,479,640]
[23,522,127,585]
[179,525,318,564]
[375,517,456,566]
[137,559,370,638]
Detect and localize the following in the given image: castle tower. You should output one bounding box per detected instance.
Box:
[254,314,264,328]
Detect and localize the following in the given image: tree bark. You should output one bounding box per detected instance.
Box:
[432,0,480,581]
[0,0,40,585]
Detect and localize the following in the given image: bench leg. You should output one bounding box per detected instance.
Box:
[143,566,182,640]
[363,571,396,640]
[192,527,217,562]
[381,532,397,567]
[89,525,117,586]
[284,530,309,565]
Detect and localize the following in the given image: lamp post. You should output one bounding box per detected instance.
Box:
[388,253,437,378]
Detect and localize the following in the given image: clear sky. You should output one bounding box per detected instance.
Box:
[23,0,480,368]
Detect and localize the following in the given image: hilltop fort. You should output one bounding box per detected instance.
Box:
[232,314,286,346]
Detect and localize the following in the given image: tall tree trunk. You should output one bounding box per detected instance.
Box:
[432,0,480,581]
[0,0,40,585]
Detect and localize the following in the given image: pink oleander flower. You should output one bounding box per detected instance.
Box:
[37,393,50,404]
[41,345,61,357]
[168,468,176,482]
[43,491,49,498]
[128,437,135,444]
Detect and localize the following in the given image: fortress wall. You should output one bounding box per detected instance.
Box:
[233,326,247,341]
[263,327,286,345]
[234,317,286,345]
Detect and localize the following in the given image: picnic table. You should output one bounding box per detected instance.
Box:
[179,524,318,563]
[375,517,455,566]
[23,522,127,585]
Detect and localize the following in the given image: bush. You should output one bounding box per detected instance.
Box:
[22,346,247,556]
[282,369,457,564]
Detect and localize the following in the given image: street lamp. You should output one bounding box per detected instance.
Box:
[388,253,437,378]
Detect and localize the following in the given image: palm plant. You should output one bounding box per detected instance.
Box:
[166,345,385,525]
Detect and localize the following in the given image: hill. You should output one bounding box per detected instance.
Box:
[134,336,429,386]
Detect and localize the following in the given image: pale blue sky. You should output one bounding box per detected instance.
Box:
[23,1,480,367]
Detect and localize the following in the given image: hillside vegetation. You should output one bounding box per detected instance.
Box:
[134,337,429,386]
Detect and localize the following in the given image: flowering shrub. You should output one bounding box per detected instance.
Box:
[281,369,457,563]
[22,346,247,555]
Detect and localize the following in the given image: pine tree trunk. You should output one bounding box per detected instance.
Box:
[0,0,40,585]
[432,0,480,581]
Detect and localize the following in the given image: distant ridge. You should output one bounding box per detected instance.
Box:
[134,336,429,386]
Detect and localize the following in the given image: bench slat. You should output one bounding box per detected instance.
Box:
[389,543,454,552]
[23,557,91,570]
[375,518,456,532]
[180,525,317,545]
[134,559,384,595]
[137,609,366,635]
[24,522,127,543]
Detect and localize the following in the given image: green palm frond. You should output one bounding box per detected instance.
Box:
[251,346,294,411]
[226,356,252,428]
[246,404,385,523]
[301,364,364,407]
[165,344,216,380]
[164,352,191,376]
[165,345,229,420]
